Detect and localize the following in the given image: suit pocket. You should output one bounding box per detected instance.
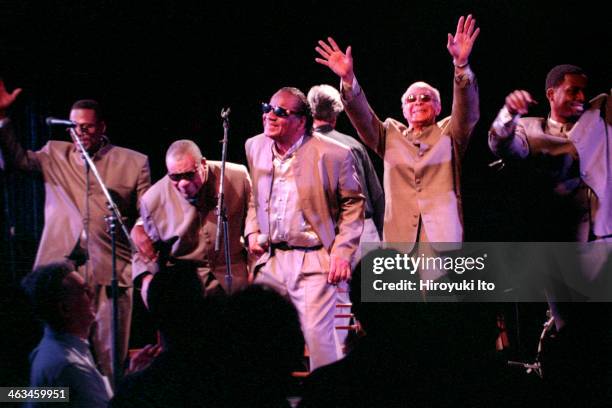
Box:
[301,248,330,275]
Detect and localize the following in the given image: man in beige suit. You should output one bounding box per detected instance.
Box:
[315,15,480,263]
[489,64,611,245]
[245,87,364,370]
[131,139,252,301]
[0,80,151,381]
[489,65,611,403]
[307,84,385,255]
[489,65,612,310]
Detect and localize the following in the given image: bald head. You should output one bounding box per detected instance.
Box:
[165,139,203,165]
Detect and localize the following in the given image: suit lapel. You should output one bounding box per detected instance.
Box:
[293,134,314,210]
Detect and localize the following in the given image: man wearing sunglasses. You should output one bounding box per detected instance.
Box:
[0,81,151,382]
[315,15,480,279]
[131,139,252,303]
[245,87,364,370]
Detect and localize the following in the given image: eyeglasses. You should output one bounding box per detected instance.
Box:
[261,103,303,118]
[404,94,434,103]
[168,170,197,182]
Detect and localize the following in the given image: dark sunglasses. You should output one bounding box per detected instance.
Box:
[168,171,197,182]
[405,94,434,103]
[261,102,304,118]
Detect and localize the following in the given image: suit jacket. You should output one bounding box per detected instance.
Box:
[343,71,479,247]
[567,92,612,240]
[315,125,385,237]
[133,161,251,291]
[489,91,612,240]
[0,124,150,286]
[244,133,364,264]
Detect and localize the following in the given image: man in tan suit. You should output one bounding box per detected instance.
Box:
[0,80,151,381]
[489,65,612,310]
[131,139,251,301]
[307,84,385,254]
[245,87,364,370]
[315,15,480,262]
[489,64,611,245]
[489,65,612,403]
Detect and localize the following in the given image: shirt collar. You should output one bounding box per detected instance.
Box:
[314,124,333,134]
[272,134,305,161]
[44,325,90,351]
[547,116,574,136]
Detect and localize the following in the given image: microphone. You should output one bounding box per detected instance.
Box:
[46,117,76,127]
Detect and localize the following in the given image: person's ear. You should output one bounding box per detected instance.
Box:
[434,102,442,116]
[546,88,555,104]
[299,116,308,131]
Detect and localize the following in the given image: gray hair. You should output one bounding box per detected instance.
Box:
[401,81,441,106]
[166,139,203,163]
[307,84,344,122]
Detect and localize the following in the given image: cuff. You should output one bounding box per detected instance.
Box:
[498,106,517,125]
[454,65,475,84]
[491,106,519,138]
[340,76,361,102]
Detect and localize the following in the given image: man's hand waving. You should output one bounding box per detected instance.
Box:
[447,14,480,67]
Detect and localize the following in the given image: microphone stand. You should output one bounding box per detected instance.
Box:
[507,313,555,380]
[84,160,91,282]
[215,108,232,294]
[68,128,137,388]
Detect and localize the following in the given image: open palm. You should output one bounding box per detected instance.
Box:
[315,37,354,82]
[446,14,480,64]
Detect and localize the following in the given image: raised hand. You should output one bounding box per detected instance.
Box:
[315,37,355,84]
[504,90,537,115]
[447,14,480,66]
[0,79,22,115]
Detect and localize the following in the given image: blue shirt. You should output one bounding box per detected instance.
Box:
[28,326,112,408]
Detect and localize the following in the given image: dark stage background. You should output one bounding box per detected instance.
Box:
[0,0,610,383]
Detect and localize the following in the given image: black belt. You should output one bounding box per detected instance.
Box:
[270,242,323,251]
